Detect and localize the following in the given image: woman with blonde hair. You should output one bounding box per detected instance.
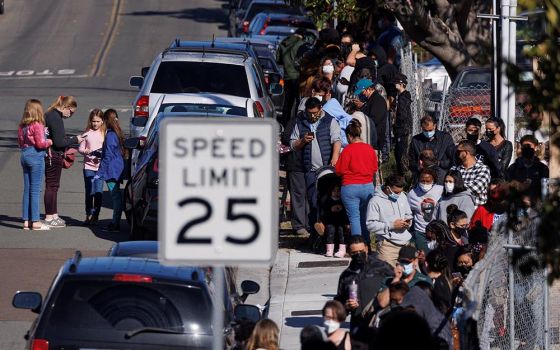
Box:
[246,319,279,350]
[97,109,125,232]
[44,95,83,228]
[18,99,52,230]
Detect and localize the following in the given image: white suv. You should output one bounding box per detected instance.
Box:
[129,41,280,137]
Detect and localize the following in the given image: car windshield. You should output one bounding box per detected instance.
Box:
[152,62,250,98]
[246,4,299,21]
[269,18,315,29]
[44,280,212,335]
[457,71,491,89]
[159,103,247,116]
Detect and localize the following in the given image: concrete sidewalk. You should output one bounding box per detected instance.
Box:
[268,248,350,349]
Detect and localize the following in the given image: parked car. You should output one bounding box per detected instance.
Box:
[124,111,248,239]
[129,40,281,138]
[445,67,492,127]
[129,93,261,172]
[247,12,315,36]
[12,252,238,349]
[237,0,304,36]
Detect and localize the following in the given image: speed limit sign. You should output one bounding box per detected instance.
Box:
[159,117,278,265]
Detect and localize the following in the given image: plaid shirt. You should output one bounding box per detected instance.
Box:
[451,160,491,206]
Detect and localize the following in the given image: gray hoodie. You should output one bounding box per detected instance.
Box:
[434,190,476,223]
[366,186,413,245]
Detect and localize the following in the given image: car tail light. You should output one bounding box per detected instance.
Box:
[242,21,250,33]
[254,101,264,118]
[259,18,269,35]
[113,274,153,283]
[134,95,149,118]
[31,339,49,350]
[264,74,270,85]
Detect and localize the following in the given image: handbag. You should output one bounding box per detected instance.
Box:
[62,148,77,169]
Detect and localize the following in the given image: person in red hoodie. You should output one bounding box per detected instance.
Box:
[469,178,508,232]
[335,119,378,250]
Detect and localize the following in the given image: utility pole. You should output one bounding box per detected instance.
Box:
[507,0,518,144]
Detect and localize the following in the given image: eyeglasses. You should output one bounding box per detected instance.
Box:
[349,250,366,257]
[307,111,321,118]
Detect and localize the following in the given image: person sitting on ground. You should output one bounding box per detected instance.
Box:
[320,183,349,257]
[434,170,476,223]
[322,300,352,350]
[366,174,413,266]
[334,236,394,331]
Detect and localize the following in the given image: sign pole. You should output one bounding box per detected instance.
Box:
[212,265,225,350]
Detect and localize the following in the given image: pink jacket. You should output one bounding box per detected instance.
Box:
[79,129,105,171]
[18,122,52,149]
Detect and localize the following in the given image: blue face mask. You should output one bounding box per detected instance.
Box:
[402,263,414,276]
[387,187,399,202]
[423,130,435,138]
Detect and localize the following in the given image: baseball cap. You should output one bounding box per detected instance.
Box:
[392,73,408,85]
[398,246,417,261]
[354,78,374,95]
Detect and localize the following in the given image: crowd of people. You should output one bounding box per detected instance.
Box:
[18,96,125,232]
[277,14,550,350]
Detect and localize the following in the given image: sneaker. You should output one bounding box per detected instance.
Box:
[45,218,66,228]
[102,224,121,233]
[295,228,310,236]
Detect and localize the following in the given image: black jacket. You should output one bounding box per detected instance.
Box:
[334,254,394,329]
[368,45,398,97]
[45,109,78,153]
[394,90,413,138]
[409,130,456,175]
[476,141,502,178]
[361,92,388,150]
[494,140,513,176]
[506,157,549,195]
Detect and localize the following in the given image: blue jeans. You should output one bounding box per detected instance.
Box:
[84,169,103,216]
[21,147,45,221]
[106,181,122,226]
[341,183,374,242]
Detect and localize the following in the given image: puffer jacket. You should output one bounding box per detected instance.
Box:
[276,35,304,81]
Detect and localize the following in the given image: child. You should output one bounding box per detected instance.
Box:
[321,184,349,257]
[97,109,125,232]
[18,99,52,230]
[78,109,105,225]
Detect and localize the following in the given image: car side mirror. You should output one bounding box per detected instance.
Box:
[129,76,144,88]
[141,67,150,78]
[268,82,283,96]
[124,137,142,150]
[234,304,261,323]
[13,291,42,313]
[240,280,260,302]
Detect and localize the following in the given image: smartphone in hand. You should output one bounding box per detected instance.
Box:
[306,131,315,137]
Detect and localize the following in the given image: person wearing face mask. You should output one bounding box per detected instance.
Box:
[352,78,388,154]
[409,115,456,181]
[506,134,549,202]
[291,97,342,236]
[366,174,413,266]
[453,246,474,279]
[442,205,470,269]
[469,178,508,232]
[320,57,336,82]
[392,73,413,175]
[434,170,476,223]
[464,117,502,178]
[485,117,513,175]
[450,140,491,207]
[44,95,84,228]
[424,250,453,315]
[407,168,444,254]
[322,301,352,350]
[334,236,394,331]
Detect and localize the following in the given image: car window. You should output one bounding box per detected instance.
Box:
[152,62,251,98]
[269,18,315,29]
[246,4,298,22]
[457,71,491,89]
[258,57,275,71]
[159,103,248,116]
[43,280,212,335]
[249,14,264,33]
[249,64,264,97]
[240,0,253,10]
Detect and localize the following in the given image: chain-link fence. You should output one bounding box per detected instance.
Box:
[462,217,559,349]
[400,40,422,136]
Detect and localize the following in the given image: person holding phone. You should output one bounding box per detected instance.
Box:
[366,174,414,266]
[78,109,105,225]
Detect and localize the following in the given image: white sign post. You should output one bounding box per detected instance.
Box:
[159,117,278,265]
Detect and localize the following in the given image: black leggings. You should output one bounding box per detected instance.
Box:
[325,224,344,244]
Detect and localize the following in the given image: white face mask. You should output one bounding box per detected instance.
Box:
[322,64,335,74]
[444,182,455,194]
[427,240,438,250]
[324,320,340,334]
[419,183,433,193]
[313,95,323,102]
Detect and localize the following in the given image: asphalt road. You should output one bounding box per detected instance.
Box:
[0,1,270,348]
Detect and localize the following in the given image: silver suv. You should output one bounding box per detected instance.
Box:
[129,41,279,137]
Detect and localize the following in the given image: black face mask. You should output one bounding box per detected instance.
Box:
[457,265,472,277]
[521,146,535,159]
[455,227,468,238]
[485,131,496,140]
[350,252,367,269]
[466,132,479,142]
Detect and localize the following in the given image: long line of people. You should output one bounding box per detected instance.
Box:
[278,21,550,350]
[18,97,125,232]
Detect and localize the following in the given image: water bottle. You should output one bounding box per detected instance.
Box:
[348,280,358,300]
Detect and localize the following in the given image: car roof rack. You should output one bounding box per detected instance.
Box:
[69,250,82,273]
[162,46,251,60]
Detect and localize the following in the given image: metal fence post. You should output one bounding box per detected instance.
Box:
[544,265,550,350]
[508,228,515,350]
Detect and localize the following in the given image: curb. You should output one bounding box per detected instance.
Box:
[268,249,289,337]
